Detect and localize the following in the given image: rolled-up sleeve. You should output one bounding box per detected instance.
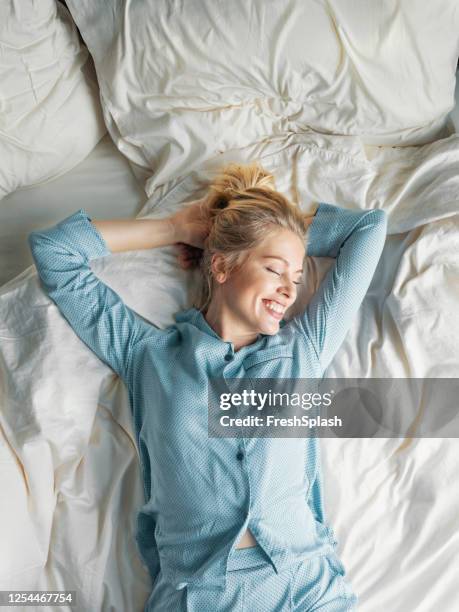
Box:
[28,209,158,383]
[295,202,388,373]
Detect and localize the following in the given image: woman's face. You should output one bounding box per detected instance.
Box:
[214,227,306,337]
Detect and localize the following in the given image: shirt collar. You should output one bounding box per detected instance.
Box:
[174,306,287,329]
[174,307,219,338]
[174,307,272,352]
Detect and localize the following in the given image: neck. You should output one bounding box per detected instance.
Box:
[204,300,260,351]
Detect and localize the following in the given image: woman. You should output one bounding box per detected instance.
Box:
[29,162,387,611]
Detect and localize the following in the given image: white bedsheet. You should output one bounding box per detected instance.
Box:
[1,120,458,612]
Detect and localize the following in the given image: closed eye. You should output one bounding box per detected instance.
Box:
[266,267,302,286]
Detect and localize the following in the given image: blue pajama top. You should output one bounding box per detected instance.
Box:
[28,202,387,592]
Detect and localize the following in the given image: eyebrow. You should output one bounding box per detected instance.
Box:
[262,255,303,274]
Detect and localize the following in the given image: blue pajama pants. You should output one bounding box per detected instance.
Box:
[146,545,358,611]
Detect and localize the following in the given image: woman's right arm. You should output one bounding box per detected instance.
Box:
[28,209,178,383]
[91,215,177,252]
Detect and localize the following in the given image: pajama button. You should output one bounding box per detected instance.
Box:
[236,450,244,461]
[224,354,233,361]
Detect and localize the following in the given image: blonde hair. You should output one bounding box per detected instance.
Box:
[194,161,311,312]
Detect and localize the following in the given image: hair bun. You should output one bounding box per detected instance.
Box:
[207,162,275,219]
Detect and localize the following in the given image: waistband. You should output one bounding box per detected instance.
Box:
[227,544,271,572]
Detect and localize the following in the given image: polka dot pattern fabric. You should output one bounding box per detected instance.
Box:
[28,203,387,609]
[146,544,358,611]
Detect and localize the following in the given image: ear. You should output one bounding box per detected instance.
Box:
[210,253,228,284]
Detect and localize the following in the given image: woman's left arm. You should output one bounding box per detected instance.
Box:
[294,203,388,374]
[296,203,387,545]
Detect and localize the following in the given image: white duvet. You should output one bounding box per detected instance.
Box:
[1,128,458,611]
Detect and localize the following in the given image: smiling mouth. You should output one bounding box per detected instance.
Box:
[262,299,285,320]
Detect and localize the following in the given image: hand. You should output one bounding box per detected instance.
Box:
[170,198,211,250]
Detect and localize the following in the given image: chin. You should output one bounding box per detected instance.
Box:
[259,319,280,335]
[249,308,282,335]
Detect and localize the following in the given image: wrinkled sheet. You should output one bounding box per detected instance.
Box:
[1,126,459,610]
[66,0,459,196]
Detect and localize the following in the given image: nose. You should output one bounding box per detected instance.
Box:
[279,278,296,301]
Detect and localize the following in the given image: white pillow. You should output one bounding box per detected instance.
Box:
[0,0,106,200]
[67,0,459,196]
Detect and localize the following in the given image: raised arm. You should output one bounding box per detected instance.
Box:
[294,202,388,374]
[28,209,176,382]
[296,203,387,548]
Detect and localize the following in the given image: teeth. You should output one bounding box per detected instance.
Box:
[264,299,285,314]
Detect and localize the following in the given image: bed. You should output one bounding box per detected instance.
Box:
[1,1,459,611]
